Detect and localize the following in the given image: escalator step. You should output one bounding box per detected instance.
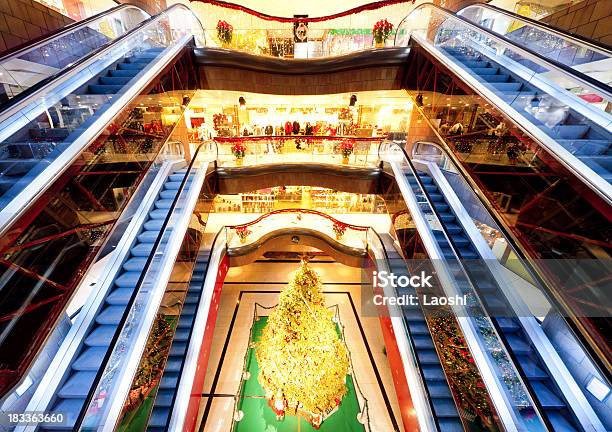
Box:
[517,355,548,379]
[497,317,520,332]
[164,181,183,190]
[174,329,190,342]
[471,67,499,75]
[548,412,579,432]
[416,350,440,365]
[483,74,510,83]
[96,306,124,325]
[160,189,179,199]
[532,382,565,408]
[148,406,170,427]
[73,347,107,371]
[144,219,164,231]
[58,372,96,398]
[178,315,195,328]
[115,271,141,287]
[149,209,171,220]
[117,62,144,70]
[185,292,200,304]
[154,389,175,407]
[506,335,532,355]
[552,124,589,139]
[427,383,452,398]
[138,230,167,243]
[46,399,83,429]
[423,365,446,381]
[123,257,147,272]
[108,69,140,77]
[409,322,429,335]
[491,82,523,92]
[87,84,123,94]
[463,60,489,68]
[432,398,459,417]
[106,288,133,305]
[438,418,464,432]
[170,342,187,356]
[131,242,156,256]
[165,358,182,373]
[558,139,610,156]
[85,325,117,346]
[98,76,131,86]
[160,373,179,389]
[155,199,174,209]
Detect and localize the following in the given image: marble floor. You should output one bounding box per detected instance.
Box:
[195,259,404,432]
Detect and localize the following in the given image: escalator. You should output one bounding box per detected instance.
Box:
[0,4,203,401]
[380,140,611,431]
[407,170,580,431]
[41,167,193,430]
[396,3,612,197]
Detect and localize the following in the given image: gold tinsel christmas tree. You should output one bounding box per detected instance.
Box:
[255,261,349,423]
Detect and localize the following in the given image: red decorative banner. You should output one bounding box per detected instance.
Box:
[190,0,415,23]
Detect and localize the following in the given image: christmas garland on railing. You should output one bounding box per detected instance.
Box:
[227,208,370,231]
[191,0,414,23]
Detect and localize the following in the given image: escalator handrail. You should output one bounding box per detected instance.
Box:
[396,3,612,98]
[408,129,612,380]
[73,140,210,430]
[458,3,612,56]
[364,227,441,432]
[0,3,203,120]
[406,88,612,374]
[377,139,554,431]
[159,226,227,431]
[0,4,149,62]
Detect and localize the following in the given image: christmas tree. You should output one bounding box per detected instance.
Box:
[255,261,349,426]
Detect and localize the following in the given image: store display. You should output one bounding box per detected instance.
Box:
[255,262,350,427]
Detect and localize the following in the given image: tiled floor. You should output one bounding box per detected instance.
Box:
[196,260,404,432]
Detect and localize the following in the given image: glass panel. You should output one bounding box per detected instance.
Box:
[458,4,612,89]
[0,5,149,106]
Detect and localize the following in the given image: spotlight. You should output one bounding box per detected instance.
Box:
[349,94,357,107]
[239,96,246,110]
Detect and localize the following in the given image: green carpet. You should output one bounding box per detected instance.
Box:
[234,317,366,432]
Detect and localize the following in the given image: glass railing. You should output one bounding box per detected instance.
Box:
[225,209,369,249]
[458,3,612,89]
[0,55,197,398]
[214,136,382,168]
[0,4,205,225]
[76,142,216,431]
[395,4,612,196]
[379,140,548,431]
[0,5,149,106]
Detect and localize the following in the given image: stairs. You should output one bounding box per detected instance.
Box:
[441,47,612,184]
[381,234,464,431]
[146,248,212,431]
[0,47,166,203]
[39,167,191,430]
[408,172,582,432]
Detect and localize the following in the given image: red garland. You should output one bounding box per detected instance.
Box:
[190,0,415,23]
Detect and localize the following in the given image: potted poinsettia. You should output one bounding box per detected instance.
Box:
[217,20,233,47]
[235,226,251,243]
[231,142,246,165]
[338,140,354,164]
[373,19,393,48]
[333,221,347,240]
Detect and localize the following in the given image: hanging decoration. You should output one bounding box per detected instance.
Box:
[255,262,350,426]
[190,0,415,23]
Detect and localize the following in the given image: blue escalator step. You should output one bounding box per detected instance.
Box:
[169,173,190,182]
[99,76,131,85]
[123,257,147,272]
[439,213,455,223]
[58,372,96,398]
[432,398,459,417]
[483,74,510,82]
[87,84,123,94]
[47,399,83,429]
[154,389,175,407]
[115,271,141,287]
[73,347,107,371]
[423,365,446,381]
[117,62,144,70]
[428,383,452,398]
[109,69,139,77]
[148,407,170,427]
[174,329,190,342]
[107,288,133,305]
[491,82,523,93]
[160,189,178,199]
[185,292,200,304]
[497,317,520,332]
[552,125,589,139]
[191,272,205,282]
[548,412,578,432]
[416,350,440,365]
[170,342,187,356]
[517,355,548,379]
[438,418,465,432]
[165,358,182,373]
[96,306,124,325]
[149,209,170,220]
[178,315,195,329]
[483,295,506,310]
[471,67,498,75]
[413,335,435,349]
[532,382,565,408]
[137,230,164,243]
[404,308,425,320]
[182,304,196,315]
[144,219,164,231]
[85,325,117,346]
[155,199,174,209]
[164,181,183,190]
[159,373,178,389]
[559,139,610,155]
[506,335,532,355]
[463,60,489,68]
[131,242,155,256]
